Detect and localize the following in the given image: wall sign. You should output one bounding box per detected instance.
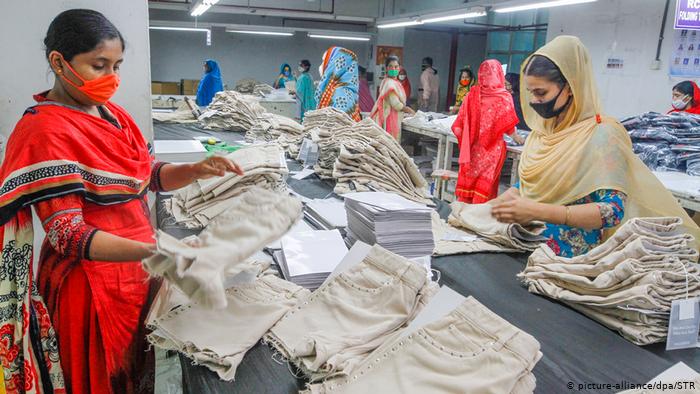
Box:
[676,0,700,30]
[670,29,700,76]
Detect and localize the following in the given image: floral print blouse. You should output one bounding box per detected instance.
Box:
[514,184,627,257]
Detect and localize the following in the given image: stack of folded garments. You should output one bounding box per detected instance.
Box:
[167,144,288,228]
[344,192,435,258]
[303,107,356,133]
[233,78,259,94]
[265,245,439,382]
[432,212,520,256]
[253,83,274,96]
[303,286,542,394]
[152,101,198,124]
[245,113,305,154]
[519,217,700,345]
[199,91,266,132]
[146,267,310,381]
[144,187,303,309]
[447,202,548,251]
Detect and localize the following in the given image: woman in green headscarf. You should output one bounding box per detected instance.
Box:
[295,59,316,121]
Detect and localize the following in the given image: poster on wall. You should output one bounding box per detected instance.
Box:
[675,0,700,30]
[375,46,404,66]
[670,29,700,77]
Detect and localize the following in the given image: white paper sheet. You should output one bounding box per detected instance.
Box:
[281,229,348,276]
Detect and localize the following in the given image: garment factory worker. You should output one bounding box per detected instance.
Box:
[454,66,475,110]
[669,80,700,115]
[419,56,440,112]
[358,65,375,113]
[371,56,415,140]
[274,63,295,89]
[295,59,316,121]
[195,59,224,106]
[0,9,243,393]
[505,72,531,131]
[490,35,700,257]
[451,59,520,204]
[315,46,361,121]
[398,67,412,99]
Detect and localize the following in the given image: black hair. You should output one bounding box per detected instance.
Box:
[44,9,124,61]
[459,67,474,80]
[524,55,567,87]
[385,55,400,68]
[674,81,695,97]
[300,59,311,69]
[422,57,433,66]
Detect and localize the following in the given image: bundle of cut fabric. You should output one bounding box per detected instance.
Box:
[152,96,178,109]
[446,202,548,252]
[245,113,305,154]
[146,264,310,381]
[144,186,303,309]
[265,245,439,382]
[167,144,288,228]
[253,83,274,96]
[518,217,700,345]
[152,101,198,124]
[622,111,700,175]
[303,107,356,133]
[199,91,266,132]
[233,78,260,94]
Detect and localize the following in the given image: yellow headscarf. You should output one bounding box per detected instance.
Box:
[518,35,700,241]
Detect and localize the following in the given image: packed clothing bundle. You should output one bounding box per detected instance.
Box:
[253,83,275,96]
[622,111,700,175]
[233,78,261,94]
[244,113,305,153]
[166,144,288,228]
[152,101,198,124]
[519,217,700,345]
[402,111,453,135]
[199,91,267,132]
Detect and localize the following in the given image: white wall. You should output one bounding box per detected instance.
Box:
[547,0,680,118]
[149,28,370,87]
[0,0,153,144]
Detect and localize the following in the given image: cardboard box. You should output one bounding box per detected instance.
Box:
[181,79,200,95]
[152,81,180,95]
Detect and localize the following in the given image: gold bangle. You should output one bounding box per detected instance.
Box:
[564,206,571,226]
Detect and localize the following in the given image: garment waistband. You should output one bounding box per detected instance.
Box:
[362,245,428,291]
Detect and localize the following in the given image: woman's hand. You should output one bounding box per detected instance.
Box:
[491,195,539,225]
[403,106,415,116]
[512,132,526,145]
[191,156,244,180]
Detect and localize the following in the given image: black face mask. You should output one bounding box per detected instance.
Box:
[529,86,571,119]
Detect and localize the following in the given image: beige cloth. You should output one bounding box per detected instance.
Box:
[431,212,520,256]
[264,245,438,381]
[199,91,267,131]
[448,202,547,251]
[303,297,542,394]
[144,187,302,309]
[517,35,700,244]
[147,273,310,381]
[152,101,198,124]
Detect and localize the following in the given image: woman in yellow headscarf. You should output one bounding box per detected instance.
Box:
[491,35,700,257]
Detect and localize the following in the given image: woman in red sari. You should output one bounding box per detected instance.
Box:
[0,10,242,394]
[451,59,523,203]
[669,80,700,114]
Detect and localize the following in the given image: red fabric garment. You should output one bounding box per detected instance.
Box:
[358,79,375,113]
[668,81,700,114]
[399,67,411,99]
[370,78,406,139]
[451,60,519,203]
[0,91,156,394]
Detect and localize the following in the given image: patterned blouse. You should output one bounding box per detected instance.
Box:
[514,183,627,257]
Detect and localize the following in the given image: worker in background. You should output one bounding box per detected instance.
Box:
[274,63,295,89]
[505,72,530,131]
[358,65,375,113]
[398,67,412,101]
[0,9,243,392]
[452,66,475,113]
[295,59,316,121]
[419,56,440,112]
[451,59,520,204]
[315,46,361,121]
[490,36,700,257]
[371,55,415,140]
[669,80,700,114]
[195,59,224,106]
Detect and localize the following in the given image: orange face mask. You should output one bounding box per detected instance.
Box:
[59,56,120,104]
[459,79,470,87]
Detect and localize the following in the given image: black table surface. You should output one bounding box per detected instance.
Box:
[153,123,699,394]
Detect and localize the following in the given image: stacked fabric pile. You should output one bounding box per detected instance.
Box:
[622,111,700,175]
[253,84,274,96]
[244,113,305,153]
[152,101,198,124]
[167,144,288,228]
[519,217,700,345]
[233,78,260,94]
[199,91,266,132]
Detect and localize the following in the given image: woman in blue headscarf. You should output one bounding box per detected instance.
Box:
[195,59,224,106]
[295,59,316,121]
[274,63,295,89]
[315,46,361,121]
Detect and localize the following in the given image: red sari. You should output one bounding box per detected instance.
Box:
[0,92,161,393]
[668,81,700,114]
[451,60,519,203]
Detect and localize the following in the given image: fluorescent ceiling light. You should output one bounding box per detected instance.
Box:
[495,0,597,13]
[149,26,210,32]
[308,34,370,41]
[191,0,220,17]
[422,11,487,24]
[377,19,423,29]
[227,30,293,36]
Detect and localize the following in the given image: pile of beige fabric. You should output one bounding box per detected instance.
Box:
[233,78,260,94]
[253,84,274,96]
[296,107,356,165]
[152,101,198,124]
[519,217,700,345]
[166,144,288,228]
[199,91,266,132]
[245,113,304,154]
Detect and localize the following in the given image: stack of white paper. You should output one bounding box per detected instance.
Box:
[304,198,348,230]
[277,229,348,290]
[344,192,435,258]
[154,139,207,163]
